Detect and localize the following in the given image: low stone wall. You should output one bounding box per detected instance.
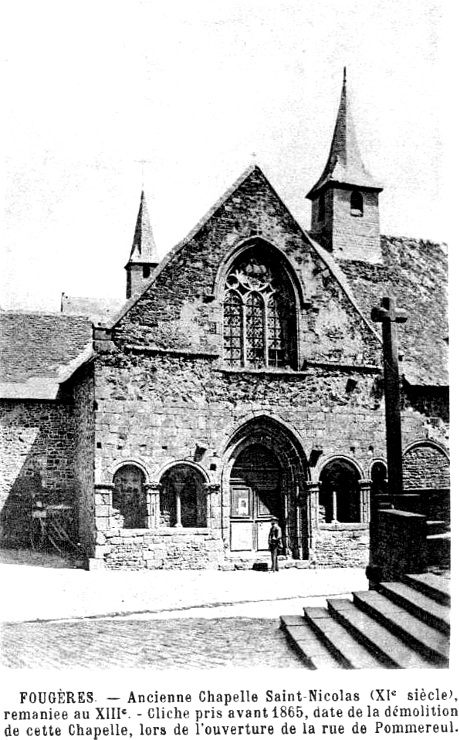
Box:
[313,524,370,567]
[94,528,225,570]
[368,509,427,583]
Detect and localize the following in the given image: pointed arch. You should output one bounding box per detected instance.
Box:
[219,239,299,369]
[222,415,310,559]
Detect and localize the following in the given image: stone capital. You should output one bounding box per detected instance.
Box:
[94,483,115,493]
[204,483,221,495]
[145,481,162,493]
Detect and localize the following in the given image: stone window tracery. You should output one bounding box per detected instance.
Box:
[223,248,295,368]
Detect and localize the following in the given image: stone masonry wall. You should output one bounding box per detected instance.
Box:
[101,528,224,570]
[112,168,382,369]
[0,400,75,546]
[90,348,448,568]
[94,352,388,485]
[72,367,96,554]
[332,189,381,263]
[313,526,370,567]
[403,443,450,489]
[89,167,448,570]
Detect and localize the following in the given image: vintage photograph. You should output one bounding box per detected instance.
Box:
[1,1,450,675]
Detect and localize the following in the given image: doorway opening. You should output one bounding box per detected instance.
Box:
[229,443,282,552]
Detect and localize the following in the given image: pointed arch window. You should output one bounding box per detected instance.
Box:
[223,247,296,369]
[350,190,364,217]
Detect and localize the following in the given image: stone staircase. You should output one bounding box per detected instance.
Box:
[280,572,450,669]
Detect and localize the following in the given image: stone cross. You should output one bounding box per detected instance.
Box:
[371,296,408,501]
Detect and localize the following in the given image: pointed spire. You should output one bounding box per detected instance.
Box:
[307,69,382,199]
[128,191,158,264]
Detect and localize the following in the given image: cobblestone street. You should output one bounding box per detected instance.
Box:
[1,550,368,669]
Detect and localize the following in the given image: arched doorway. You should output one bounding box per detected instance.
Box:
[159,464,207,528]
[224,416,309,558]
[230,443,282,553]
[319,458,361,523]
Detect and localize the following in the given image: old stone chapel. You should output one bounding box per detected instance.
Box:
[0,73,449,570]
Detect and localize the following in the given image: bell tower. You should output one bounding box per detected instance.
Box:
[307,69,383,263]
[125,191,159,298]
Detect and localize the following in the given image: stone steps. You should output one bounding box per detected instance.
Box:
[326,599,433,669]
[280,572,449,669]
[376,581,449,634]
[353,591,449,665]
[402,572,450,605]
[301,607,384,669]
[279,616,344,669]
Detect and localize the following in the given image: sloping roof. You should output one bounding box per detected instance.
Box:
[127,190,158,264]
[61,294,125,323]
[307,69,382,198]
[339,236,448,386]
[0,313,93,397]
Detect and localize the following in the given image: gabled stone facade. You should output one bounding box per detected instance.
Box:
[0,76,449,570]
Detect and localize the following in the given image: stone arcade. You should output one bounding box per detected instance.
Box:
[0,72,449,570]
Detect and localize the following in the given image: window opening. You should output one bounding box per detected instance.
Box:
[350,190,364,217]
[246,292,264,367]
[113,465,147,528]
[143,265,151,279]
[319,459,361,523]
[223,246,295,369]
[223,291,243,365]
[159,465,206,528]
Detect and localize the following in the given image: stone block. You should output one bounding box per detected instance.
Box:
[87,557,106,571]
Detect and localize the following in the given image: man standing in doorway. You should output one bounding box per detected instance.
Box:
[268,517,282,572]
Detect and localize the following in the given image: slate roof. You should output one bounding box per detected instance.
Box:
[0,313,92,398]
[307,69,382,198]
[340,236,448,386]
[61,294,125,323]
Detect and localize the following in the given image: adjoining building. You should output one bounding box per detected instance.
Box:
[0,72,448,569]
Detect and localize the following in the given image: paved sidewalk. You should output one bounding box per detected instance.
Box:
[0,549,368,623]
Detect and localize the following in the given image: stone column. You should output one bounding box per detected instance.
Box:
[145,482,161,528]
[331,490,338,522]
[301,481,320,559]
[175,490,182,527]
[204,483,220,530]
[358,479,372,523]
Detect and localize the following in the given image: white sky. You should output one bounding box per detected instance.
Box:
[2,0,449,311]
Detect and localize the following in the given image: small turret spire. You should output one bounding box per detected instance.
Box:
[128,191,158,263]
[306,71,383,263]
[307,68,381,198]
[125,191,159,299]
